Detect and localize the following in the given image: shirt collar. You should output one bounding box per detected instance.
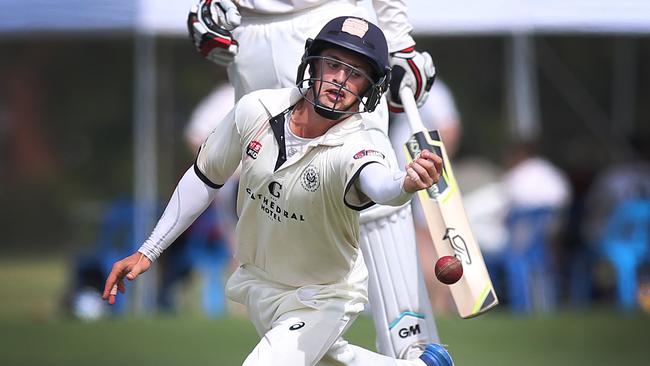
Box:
[258,87,366,146]
[311,113,363,147]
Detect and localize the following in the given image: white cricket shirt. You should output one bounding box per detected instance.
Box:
[196,87,389,287]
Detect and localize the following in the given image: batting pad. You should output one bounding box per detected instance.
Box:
[359,205,440,359]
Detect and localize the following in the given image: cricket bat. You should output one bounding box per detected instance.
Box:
[399,88,499,318]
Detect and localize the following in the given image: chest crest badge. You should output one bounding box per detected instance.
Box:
[300,165,320,192]
[246,140,262,159]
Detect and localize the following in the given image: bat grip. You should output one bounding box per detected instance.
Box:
[398,88,427,134]
[399,88,442,199]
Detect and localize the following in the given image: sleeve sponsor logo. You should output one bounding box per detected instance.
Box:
[353,149,385,160]
[246,140,262,159]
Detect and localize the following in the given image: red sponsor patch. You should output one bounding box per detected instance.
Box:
[353,149,385,160]
[246,140,262,159]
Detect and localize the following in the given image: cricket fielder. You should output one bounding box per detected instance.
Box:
[188,0,439,359]
[104,16,451,366]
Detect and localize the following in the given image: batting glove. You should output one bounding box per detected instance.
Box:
[388,46,436,112]
[187,0,241,66]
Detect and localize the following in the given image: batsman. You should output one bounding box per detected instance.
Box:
[104,15,452,366]
[187,0,440,360]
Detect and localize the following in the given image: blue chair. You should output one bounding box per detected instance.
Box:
[76,198,230,317]
[181,206,231,317]
[69,198,137,316]
[156,204,231,317]
[598,198,650,310]
[504,207,559,313]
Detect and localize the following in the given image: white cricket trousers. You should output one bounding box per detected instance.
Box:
[226,263,425,366]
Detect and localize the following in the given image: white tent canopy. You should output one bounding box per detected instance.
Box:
[409,0,650,35]
[1,0,650,36]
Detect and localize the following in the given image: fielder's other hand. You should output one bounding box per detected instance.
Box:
[403,149,443,193]
[388,46,436,112]
[102,252,152,305]
[187,0,241,66]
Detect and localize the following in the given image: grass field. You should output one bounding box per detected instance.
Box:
[1,256,648,366]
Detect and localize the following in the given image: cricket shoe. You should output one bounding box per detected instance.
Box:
[418,343,453,366]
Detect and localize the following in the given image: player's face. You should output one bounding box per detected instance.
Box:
[311,48,374,112]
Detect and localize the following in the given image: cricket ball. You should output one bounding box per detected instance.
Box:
[435,255,463,285]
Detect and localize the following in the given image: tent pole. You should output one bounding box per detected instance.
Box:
[132,31,158,316]
[506,33,541,142]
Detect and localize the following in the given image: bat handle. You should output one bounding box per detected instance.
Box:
[399,88,442,200]
[398,88,427,134]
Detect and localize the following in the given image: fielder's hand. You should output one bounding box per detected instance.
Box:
[187,0,241,66]
[403,149,443,193]
[388,46,436,112]
[102,252,152,305]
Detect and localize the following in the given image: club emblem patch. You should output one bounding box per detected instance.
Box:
[300,165,320,192]
[246,140,262,159]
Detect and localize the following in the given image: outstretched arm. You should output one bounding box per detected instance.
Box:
[102,167,219,305]
[103,87,243,305]
[138,167,220,261]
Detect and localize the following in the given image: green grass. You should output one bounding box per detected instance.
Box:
[1,257,649,365]
[0,256,67,321]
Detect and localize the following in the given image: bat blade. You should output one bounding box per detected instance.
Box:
[404,130,498,318]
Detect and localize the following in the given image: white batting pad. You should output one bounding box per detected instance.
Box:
[359,205,440,358]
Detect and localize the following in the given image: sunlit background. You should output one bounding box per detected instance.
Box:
[1,1,649,365]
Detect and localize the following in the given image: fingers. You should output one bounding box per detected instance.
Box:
[419,150,443,179]
[107,281,123,306]
[126,253,150,281]
[117,279,126,294]
[102,264,125,305]
[408,149,442,188]
[102,265,120,299]
[430,151,443,175]
[218,0,241,28]
[405,165,421,185]
[422,51,436,77]
[403,164,422,193]
[409,160,433,186]
[101,253,152,305]
[126,266,141,281]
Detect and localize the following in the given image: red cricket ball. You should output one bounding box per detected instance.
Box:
[435,255,463,285]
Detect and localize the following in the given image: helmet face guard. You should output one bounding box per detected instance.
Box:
[294,17,391,120]
[296,54,389,119]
